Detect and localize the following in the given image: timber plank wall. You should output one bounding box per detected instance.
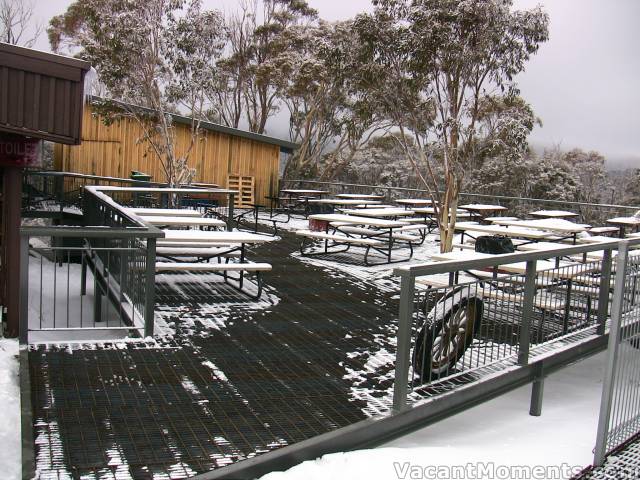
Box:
[54,104,282,205]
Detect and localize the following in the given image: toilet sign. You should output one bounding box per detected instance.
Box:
[0,133,41,167]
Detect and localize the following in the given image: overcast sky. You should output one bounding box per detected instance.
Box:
[31,0,640,168]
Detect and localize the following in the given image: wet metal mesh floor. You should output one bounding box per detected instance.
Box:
[29,231,399,478]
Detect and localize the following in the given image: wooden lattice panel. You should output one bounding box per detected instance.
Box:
[227,174,254,208]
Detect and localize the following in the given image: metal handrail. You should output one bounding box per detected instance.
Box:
[286,179,640,212]
[18,185,169,344]
[86,184,238,231]
[393,239,634,279]
[26,170,220,189]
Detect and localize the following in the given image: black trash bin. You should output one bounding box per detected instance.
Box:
[130,170,153,206]
[130,170,152,182]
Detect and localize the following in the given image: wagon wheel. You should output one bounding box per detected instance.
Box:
[412,296,483,384]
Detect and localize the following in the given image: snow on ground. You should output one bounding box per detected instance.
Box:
[27,252,133,343]
[0,338,21,480]
[260,351,606,480]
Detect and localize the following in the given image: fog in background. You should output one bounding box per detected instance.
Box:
[29,0,640,169]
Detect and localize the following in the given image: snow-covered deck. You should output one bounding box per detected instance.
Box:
[25,224,606,479]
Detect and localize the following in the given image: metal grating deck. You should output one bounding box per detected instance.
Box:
[28,229,607,479]
[29,231,400,478]
[574,433,640,480]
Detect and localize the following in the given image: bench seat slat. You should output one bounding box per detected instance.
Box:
[156,247,240,257]
[156,262,272,272]
[295,230,384,246]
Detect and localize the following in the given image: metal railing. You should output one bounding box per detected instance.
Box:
[391,238,640,412]
[22,170,224,216]
[19,182,239,343]
[19,186,164,343]
[23,170,164,215]
[286,179,640,227]
[594,243,640,465]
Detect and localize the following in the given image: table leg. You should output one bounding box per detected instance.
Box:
[388,228,393,263]
[239,243,245,289]
[254,205,259,233]
[324,222,329,253]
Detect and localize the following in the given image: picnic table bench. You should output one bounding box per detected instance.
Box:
[297,213,415,265]
[454,221,551,244]
[139,215,226,228]
[155,230,273,298]
[488,218,589,243]
[129,207,202,217]
[607,216,640,237]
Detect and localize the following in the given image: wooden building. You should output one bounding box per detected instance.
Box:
[54,99,297,206]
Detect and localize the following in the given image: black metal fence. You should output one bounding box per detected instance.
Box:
[22,170,224,215]
[19,186,164,343]
[285,179,640,227]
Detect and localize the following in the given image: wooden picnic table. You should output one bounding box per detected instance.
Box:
[517,241,618,262]
[428,249,596,334]
[412,207,472,216]
[459,204,508,221]
[307,198,382,206]
[395,198,436,208]
[129,207,202,217]
[280,189,329,196]
[335,193,385,200]
[279,189,330,215]
[529,210,579,219]
[607,216,640,237]
[139,215,226,228]
[306,213,410,264]
[157,229,272,298]
[308,213,406,228]
[454,222,551,243]
[160,230,271,244]
[341,207,416,218]
[489,218,589,242]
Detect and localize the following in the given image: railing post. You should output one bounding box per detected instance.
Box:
[594,241,629,466]
[518,260,537,365]
[55,175,64,216]
[227,192,235,231]
[596,248,614,335]
[393,273,415,412]
[529,362,545,416]
[19,234,30,345]
[144,238,157,338]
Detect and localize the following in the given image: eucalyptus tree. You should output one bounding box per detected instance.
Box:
[0,0,41,47]
[48,0,226,188]
[355,0,549,251]
[212,0,317,134]
[277,20,389,179]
